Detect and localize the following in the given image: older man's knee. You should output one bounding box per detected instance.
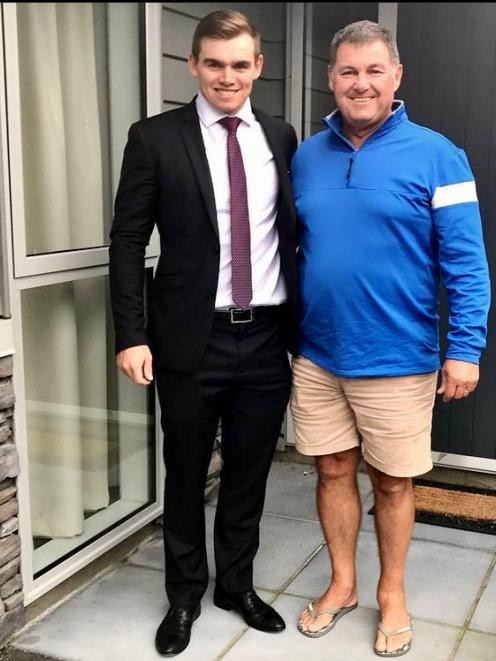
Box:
[316,448,359,484]
[370,469,412,498]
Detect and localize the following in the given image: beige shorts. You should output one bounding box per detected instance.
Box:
[290,355,438,477]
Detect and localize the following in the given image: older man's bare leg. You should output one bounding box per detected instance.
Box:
[299,446,361,633]
[367,464,414,654]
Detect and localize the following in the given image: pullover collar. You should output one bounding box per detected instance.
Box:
[323,100,407,148]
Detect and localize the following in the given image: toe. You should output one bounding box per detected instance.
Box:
[298,608,311,631]
[375,629,412,654]
[375,630,386,653]
[306,612,333,634]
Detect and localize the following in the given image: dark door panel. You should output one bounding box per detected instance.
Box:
[398,3,496,459]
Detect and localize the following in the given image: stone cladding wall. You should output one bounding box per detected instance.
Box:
[0,356,24,644]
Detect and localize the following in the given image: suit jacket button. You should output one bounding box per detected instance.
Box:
[212,245,219,255]
[207,290,215,299]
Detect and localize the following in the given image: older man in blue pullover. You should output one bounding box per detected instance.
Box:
[290,20,490,658]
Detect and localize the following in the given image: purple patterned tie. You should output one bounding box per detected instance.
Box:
[219,116,252,309]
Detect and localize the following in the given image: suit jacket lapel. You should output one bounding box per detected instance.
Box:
[253,109,292,209]
[179,100,219,239]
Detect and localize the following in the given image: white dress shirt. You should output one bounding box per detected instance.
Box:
[195,92,287,309]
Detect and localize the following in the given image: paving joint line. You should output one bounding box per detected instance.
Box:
[277,592,467,631]
[464,628,496,637]
[360,523,496,554]
[408,534,496,554]
[447,551,496,661]
[262,498,371,526]
[124,561,164,573]
[215,542,326,659]
[263,511,321,524]
[9,560,122,651]
[272,542,327,597]
[213,623,251,661]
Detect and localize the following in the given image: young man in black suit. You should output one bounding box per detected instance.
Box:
[109,10,298,656]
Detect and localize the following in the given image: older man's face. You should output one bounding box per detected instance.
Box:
[328,39,403,144]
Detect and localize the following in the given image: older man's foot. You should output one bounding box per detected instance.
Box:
[298,585,358,636]
[374,615,412,657]
[375,593,412,656]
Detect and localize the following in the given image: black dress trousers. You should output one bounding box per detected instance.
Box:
[155,306,291,606]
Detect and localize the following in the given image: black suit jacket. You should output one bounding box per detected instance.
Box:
[109,98,298,373]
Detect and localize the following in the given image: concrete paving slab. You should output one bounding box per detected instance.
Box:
[470,562,496,633]
[13,567,262,661]
[262,462,373,523]
[455,630,496,660]
[263,462,318,521]
[10,461,492,661]
[358,471,374,501]
[208,461,374,513]
[252,514,324,591]
[127,507,217,572]
[128,507,325,594]
[284,532,379,604]
[402,538,492,627]
[285,530,493,627]
[127,536,163,571]
[222,594,460,660]
[207,510,324,592]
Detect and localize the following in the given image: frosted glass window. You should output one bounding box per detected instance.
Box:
[16,3,141,255]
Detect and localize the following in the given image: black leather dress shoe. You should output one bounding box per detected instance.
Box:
[155,604,201,656]
[213,586,285,633]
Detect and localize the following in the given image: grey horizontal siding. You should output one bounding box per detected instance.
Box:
[161,3,286,116]
[305,2,378,135]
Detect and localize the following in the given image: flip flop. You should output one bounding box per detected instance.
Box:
[297,600,358,638]
[374,616,413,657]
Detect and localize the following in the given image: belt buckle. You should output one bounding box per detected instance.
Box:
[229,307,253,324]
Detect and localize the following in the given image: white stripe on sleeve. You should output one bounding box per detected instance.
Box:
[431,181,478,209]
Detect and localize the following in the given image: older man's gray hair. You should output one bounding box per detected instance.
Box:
[329,20,400,67]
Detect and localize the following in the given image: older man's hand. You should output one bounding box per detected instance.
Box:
[437,359,479,403]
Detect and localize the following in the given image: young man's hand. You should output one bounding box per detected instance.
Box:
[116,345,153,385]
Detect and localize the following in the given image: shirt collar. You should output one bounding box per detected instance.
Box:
[196,91,256,128]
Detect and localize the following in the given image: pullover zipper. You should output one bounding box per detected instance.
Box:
[346,151,356,187]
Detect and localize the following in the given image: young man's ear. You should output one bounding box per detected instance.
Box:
[254,53,264,80]
[187,54,199,78]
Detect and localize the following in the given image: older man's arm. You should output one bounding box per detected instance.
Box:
[431,149,491,402]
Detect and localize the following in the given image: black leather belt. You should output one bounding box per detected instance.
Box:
[214,306,283,324]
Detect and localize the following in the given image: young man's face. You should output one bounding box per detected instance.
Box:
[188,33,263,115]
[328,39,403,141]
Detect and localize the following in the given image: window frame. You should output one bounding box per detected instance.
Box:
[3,2,160,279]
[0,2,164,605]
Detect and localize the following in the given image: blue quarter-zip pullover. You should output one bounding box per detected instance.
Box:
[292,102,490,377]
